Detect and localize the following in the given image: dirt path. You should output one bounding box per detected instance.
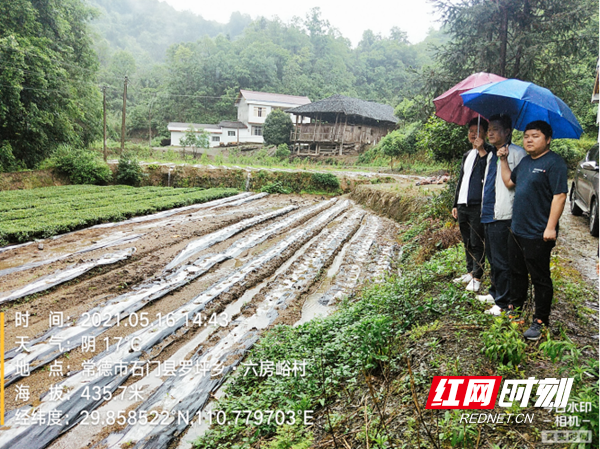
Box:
[557,194,599,293]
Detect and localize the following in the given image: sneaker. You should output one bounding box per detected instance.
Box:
[453,273,473,284]
[465,278,481,292]
[507,307,525,324]
[476,294,495,304]
[523,319,544,340]
[484,305,505,315]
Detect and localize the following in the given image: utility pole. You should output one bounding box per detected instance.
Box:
[102,86,107,162]
[148,93,156,149]
[120,76,128,154]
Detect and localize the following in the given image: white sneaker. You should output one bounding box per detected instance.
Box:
[453,273,473,284]
[484,305,504,315]
[476,294,495,304]
[466,278,481,292]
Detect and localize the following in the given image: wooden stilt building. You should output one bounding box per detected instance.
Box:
[286,95,398,156]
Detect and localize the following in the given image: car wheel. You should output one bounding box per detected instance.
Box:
[590,197,599,237]
[570,186,583,216]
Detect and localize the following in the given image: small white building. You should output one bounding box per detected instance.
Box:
[169,90,311,147]
[168,121,247,148]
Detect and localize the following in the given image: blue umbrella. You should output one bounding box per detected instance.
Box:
[460,79,583,139]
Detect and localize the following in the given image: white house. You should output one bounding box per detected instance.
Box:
[169,90,311,147]
[234,90,311,143]
[168,121,247,148]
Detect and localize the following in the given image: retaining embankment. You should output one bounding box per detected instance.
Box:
[137,164,394,194]
[0,165,395,195]
[351,183,441,222]
[0,169,68,191]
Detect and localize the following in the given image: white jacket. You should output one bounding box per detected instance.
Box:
[482,143,526,221]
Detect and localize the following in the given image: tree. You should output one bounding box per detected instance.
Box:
[263,110,293,146]
[428,0,597,110]
[379,125,420,169]
[0,0,102,168]
[416,116,466,163]
[180,126,209,158]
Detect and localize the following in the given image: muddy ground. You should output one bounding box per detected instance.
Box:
[558,194,599,289]
[0,192,399,449]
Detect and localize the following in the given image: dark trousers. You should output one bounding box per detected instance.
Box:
[508,231,555,325]
[484,220,511,309]
[457,204,485,279]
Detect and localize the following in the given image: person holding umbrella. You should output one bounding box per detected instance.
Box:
[432,72,506,291]
[451,117,493,292]
[460,79,582,327]
[477,114,526,315]
[497,120,568,340]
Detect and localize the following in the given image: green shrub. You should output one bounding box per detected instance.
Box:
[116,152,145,186]
[416,115,467,162]
[310,173,340,190]
[481,317,527,367]
[260,181,292,194]
[0,142,20,172]
[539,334,577,363]
[263,109,294,146]
[51,145,112,185]
[256,148,269,160]
[357,146,384,165]
[275,143,291,160]
[551,139,588,169]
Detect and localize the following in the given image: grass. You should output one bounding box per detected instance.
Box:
[192,183,598,449]
[87,140,448,176]
[0,185,238,244]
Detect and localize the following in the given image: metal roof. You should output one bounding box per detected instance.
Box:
[235,90,311,106]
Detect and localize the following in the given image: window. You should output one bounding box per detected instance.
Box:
[228,131,236,137]
[252,126,263,136]
[254,107,266,117]
[212,136,220,142]
[587,145,599,164]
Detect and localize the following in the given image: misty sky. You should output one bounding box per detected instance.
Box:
[162,0,440,46]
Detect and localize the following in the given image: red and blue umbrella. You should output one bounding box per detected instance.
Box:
[460,79,583,139]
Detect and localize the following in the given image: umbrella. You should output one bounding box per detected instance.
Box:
[433,72,506,126]
[460,79,583,139]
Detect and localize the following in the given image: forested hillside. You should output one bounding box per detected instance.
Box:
[93,7,449,140]
[88,0,252,64]
[0,0,597,169]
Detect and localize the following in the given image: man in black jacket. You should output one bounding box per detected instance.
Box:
[452,117,493,292]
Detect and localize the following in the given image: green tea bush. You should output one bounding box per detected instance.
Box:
[51,145,112,185]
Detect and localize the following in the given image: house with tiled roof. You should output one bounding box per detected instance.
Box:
[169,90,311,147]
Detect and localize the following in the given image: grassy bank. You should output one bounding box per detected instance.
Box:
[193,188,599,449]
